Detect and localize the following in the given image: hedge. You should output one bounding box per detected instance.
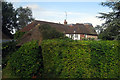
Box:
[2,41,17,68]
[9,40,43,78]
[41,39,119,78]
[89,41,119,78]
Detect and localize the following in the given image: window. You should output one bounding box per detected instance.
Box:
[75,34,78,38]
[71,34,73,38]
[69,34,71,38]
[85,34,87,38]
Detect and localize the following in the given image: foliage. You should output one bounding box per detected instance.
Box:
[2,1,17,37]
[16,7,34,30]
[39,24,65,40]
[2,1,34,34]
[41,39,119,78]
[98,1,120,40]
[9,40,43,78]
[82,38,95,40]
[2,61,19,78]
[95,25,103,34]
[14,31,25,40]
[2,41,17,68]
[41,39,91,78]
[89,41,119,78]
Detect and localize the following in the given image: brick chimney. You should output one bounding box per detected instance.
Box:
[64,19,67,24]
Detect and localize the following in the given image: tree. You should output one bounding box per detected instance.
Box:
[98,0,120,40]
[95,25,103,34]
[2,1,34,36]
[16,7,34,30]
[2,2,17,38]
[39,24,65,40]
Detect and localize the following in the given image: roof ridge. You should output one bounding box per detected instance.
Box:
[35,20,62,25]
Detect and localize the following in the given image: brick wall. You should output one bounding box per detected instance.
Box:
[87,35,98,40]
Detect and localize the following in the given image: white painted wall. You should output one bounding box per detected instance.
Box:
[65,34,69,38]
[78,34,80,40]
[73,34,80,40]
[65,34,80,40]
[66,34,97,40]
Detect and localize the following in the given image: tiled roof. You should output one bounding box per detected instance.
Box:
[17,24,42,46]
[17,20,98,46]
[20,20,97,35]
[20,21,38,32]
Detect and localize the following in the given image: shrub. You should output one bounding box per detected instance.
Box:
[89,38,95,40]
[9,40,43,78]
[14,31,25,40]
[82,38,95,40]
[41,39,91,78]
[89,41,119,78]
[81,38,89,40]
[39,24,65,40]
[2,41,17,68]
[41,39,119,78]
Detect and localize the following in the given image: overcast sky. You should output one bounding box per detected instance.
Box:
[6,0,111,27]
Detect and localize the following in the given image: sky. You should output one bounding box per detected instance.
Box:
[6,0,111,27]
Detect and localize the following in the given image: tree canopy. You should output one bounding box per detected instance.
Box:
[98,0,120,40]
[2,2,17,38]
[16,7,34,30]
[95,25,103,34]
[2,1,34,38]
[39,24,65,40]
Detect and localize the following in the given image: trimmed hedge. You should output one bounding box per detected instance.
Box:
[2,41,17,68]
[9,40,43,78]
[89,41,119,78]
[41,39,119,78]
